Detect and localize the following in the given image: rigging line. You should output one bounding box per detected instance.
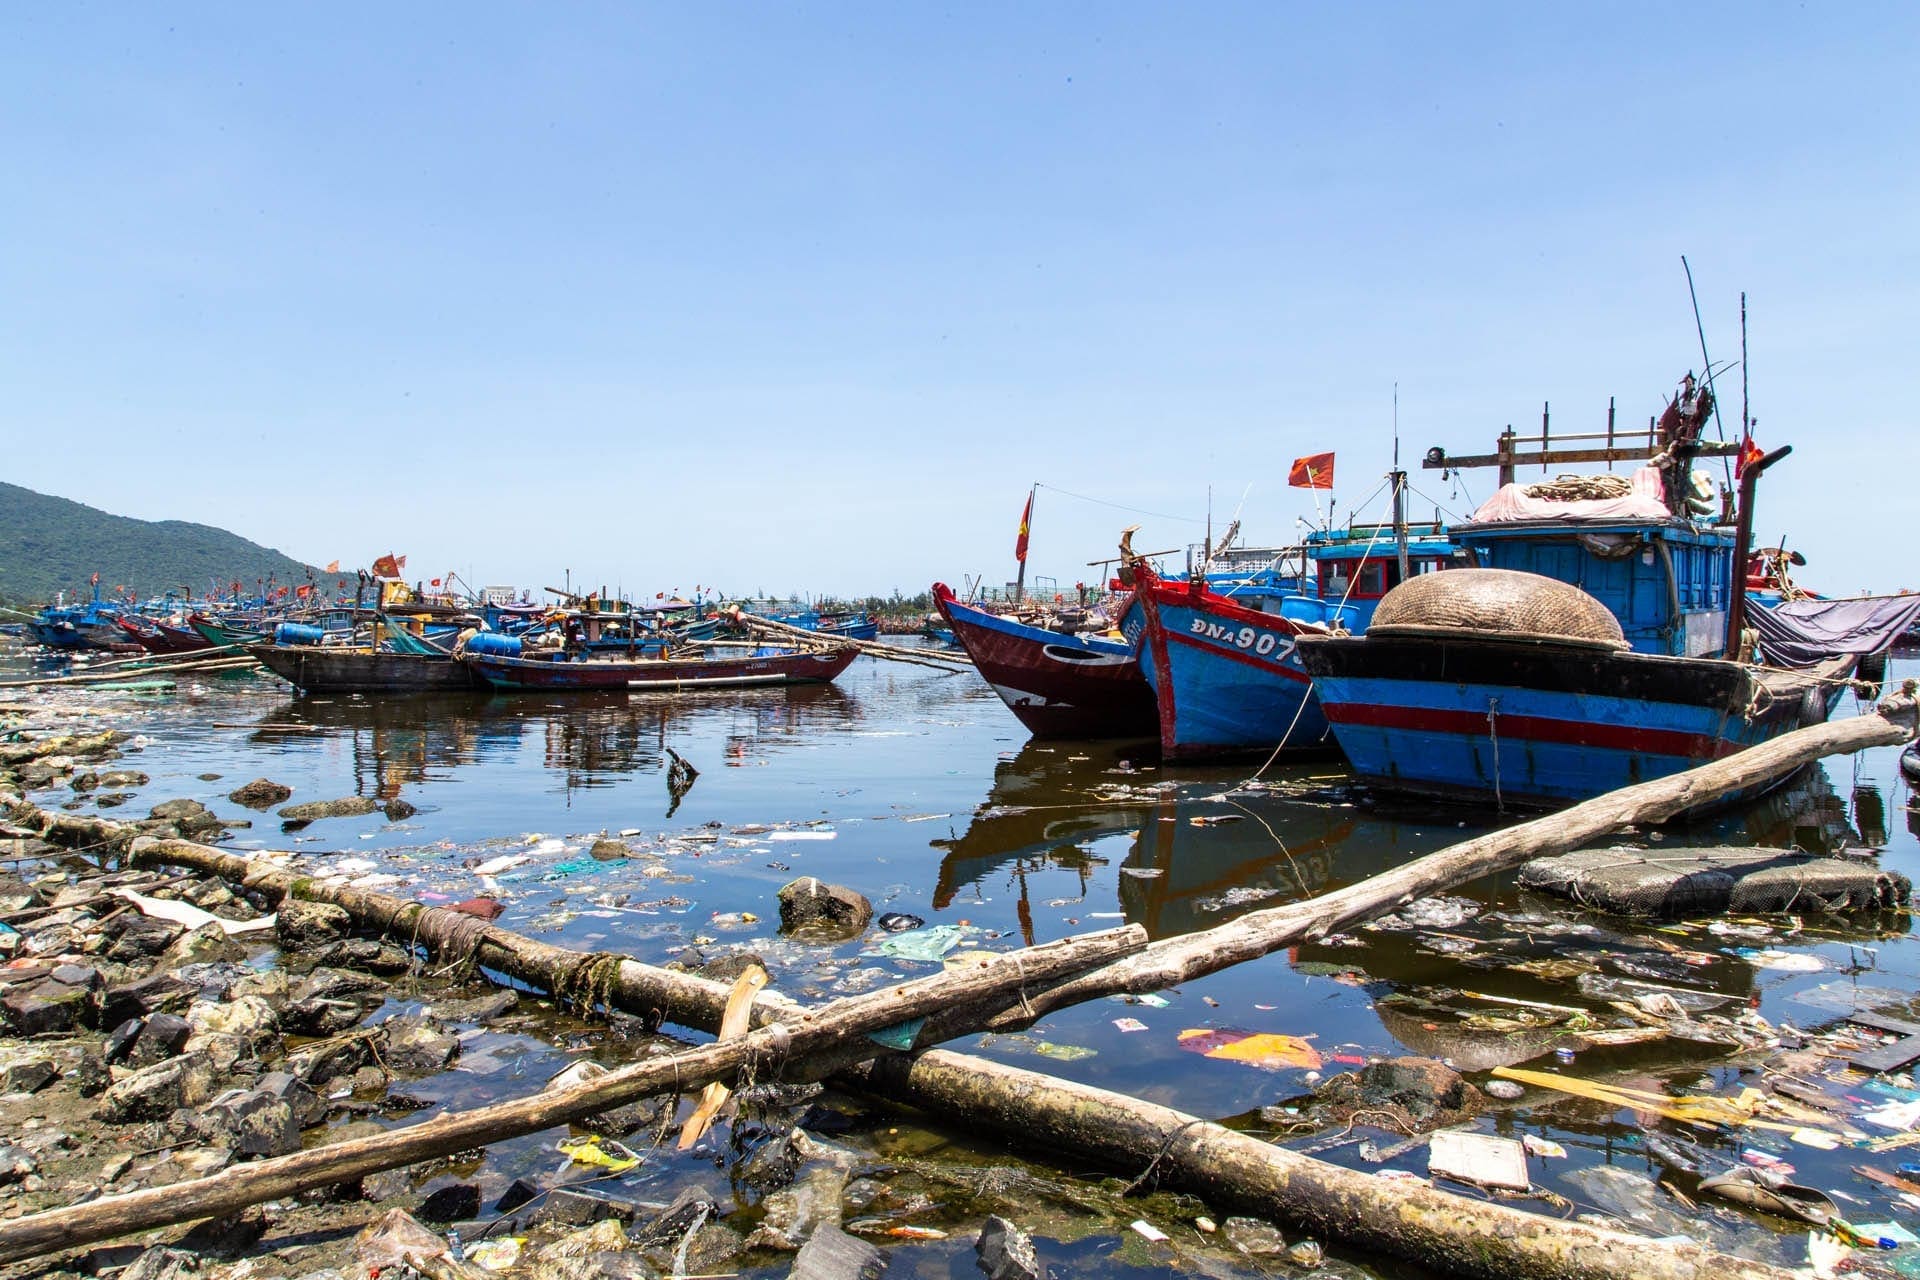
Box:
[1033,482,1206,525]
[1403,482,1472,524]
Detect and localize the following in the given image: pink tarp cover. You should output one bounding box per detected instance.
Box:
[1469,466,1671,523]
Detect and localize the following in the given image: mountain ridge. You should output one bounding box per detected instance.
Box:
[0,481,321,606]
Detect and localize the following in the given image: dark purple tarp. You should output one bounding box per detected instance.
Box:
[1750,595,1920,668]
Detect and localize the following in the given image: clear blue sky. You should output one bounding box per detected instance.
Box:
[5,5,1915,599]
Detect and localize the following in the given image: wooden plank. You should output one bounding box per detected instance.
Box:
[1427,441,1741,470]
[1845,1011,1920,1073]
[1846,1011,1920,1037]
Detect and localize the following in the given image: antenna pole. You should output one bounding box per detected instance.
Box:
[1393,383,1410,578]
[1681,255,1735,490]
[1740,291,1750,439]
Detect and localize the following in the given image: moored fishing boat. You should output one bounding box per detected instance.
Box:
[1125,515,1462,761]
[1297,373,1890,809]
[460,634,858,692]
[932,582,1157,739]
[247,616,485,694]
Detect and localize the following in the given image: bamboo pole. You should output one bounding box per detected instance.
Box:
[0,926,1146,1266]
[730,611,974,669]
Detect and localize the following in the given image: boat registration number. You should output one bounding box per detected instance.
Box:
[1189,617,1291,658]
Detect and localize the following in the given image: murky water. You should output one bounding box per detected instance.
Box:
[8,642,1919,1276]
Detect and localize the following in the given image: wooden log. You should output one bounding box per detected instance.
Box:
[0,921,1146,1265]
[853,1050,1796,1280]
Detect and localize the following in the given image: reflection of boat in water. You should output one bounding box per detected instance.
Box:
[930,742,1150,920]
[254,682,860,799]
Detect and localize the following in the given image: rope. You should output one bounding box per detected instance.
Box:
[1487,697,1504,814]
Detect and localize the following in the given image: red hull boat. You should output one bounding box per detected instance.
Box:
[932,582,1156,739]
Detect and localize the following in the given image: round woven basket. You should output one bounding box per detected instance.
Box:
[1367,569,1628,651]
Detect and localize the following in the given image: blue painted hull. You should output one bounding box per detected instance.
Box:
[1129,573,1334,760]
[1298,632,1849,808]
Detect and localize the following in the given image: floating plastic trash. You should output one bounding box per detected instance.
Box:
[1177,1028,1322,1071]
[558,1134,640,1173]
[871,925,963,961]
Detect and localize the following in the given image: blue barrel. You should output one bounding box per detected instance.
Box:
[463,632,523,658]
[275,622,327,647]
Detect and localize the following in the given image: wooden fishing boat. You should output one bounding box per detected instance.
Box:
[1296,570,1853,807]
[250,643,486,694]
[1298,377,1868,809]
[1124,521,1461,761]
[247,613,485,694]
[461,639,859,692]
[932,582,1156,739]
[188,612,271,649]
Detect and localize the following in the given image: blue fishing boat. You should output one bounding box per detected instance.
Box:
[1125,516,1463,761]
[1298,376,1874,808]
[26,583,133,652]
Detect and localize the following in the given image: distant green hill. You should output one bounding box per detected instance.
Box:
[0,481,320,608]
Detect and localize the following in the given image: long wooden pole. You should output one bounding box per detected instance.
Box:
[0,925,1145,1266]
[854,1051,1798,1280]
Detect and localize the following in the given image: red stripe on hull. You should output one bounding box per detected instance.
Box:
[1322,702,1736,761]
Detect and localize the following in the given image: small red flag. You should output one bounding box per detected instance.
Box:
[431,578,442,587]
[371,554,401,579]
[1735,435,1765,479]
[1288,452,1335,489]
[1014,492,1034,563]
[324,559,340,573]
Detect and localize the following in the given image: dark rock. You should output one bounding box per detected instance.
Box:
[545,1061,661,1138]
[100,770,149,788]
[49,962,101,989]
[134,1013,197,1059]
[203,1083,299,1157]
[416,1182,481,1223]
[228,779,293,809]
[156,922,245,971]
[633,1185,723,1247]
[1312,1056,1483,1132]
[294,966,386,1002]
[776,878,872,940]
[277,796,379,823]
[95,792,133,808]
[976,1216,1040,1280]
[181,1204,267,1256]
[105,1017,145,1063]
[177,880,236,911]
[383,1015,459,1074]
[681,1222,746,1275]
[382,798,417,821]
[427,989,519,1024]
[118,1245,200,1280]
[790,1223,884,1280]
[2,1058,57,1094]
[534,1186,640,1228]
[589,838,631,861]
[258,1070,326,1129]
[70,771,99,793]
[312,937,412,974]
[739,1130,804,1191]
[101,1052,215,1123]
[277,900,351,950]
[147,798,225,837]
[1,980,88,1035]
[496,1178,542,1214]
[74,1052,111,1096]
[94,973,196,1028]
[287,1028,385,1089]
[282,997,371,1037]
[104,915,186,962]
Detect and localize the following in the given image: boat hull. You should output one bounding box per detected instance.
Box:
[933,583,1156,739]
[463,645,859,691]
[250,644,485,694]
[1128,573,1333,761]
[1297,632,1851,807]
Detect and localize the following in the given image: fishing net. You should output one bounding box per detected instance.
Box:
[1368,569,1628,649]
